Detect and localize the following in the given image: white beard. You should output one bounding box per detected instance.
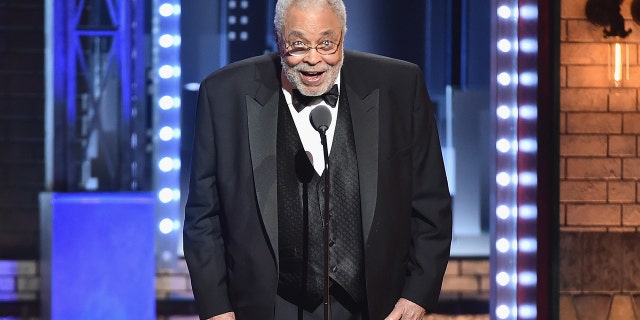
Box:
[281,51,344,96]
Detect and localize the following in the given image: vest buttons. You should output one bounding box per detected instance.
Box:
[331,265,338,273]
[329,239,336,247]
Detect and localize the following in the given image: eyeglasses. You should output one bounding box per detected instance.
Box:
[285,35,342,57]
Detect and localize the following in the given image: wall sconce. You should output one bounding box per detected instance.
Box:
[585,0,634,87]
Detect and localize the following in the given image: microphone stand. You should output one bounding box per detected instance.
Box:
[309,104,333,320]
[318,128,331,320]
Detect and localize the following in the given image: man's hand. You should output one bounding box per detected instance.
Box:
[206,312,236,320]
[384,298,426,320]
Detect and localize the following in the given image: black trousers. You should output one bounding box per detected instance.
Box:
[275,283,365,320]
[275,296,363,320]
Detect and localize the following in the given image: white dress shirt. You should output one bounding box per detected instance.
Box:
[281,73,341,175]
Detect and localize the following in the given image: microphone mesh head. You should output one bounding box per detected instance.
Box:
[309,105,333,132]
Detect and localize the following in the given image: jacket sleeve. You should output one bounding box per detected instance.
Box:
[401,66,453,312]
[183,79,233,319]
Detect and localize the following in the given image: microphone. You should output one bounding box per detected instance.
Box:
[309,105,333,133]
[308,104,332,320]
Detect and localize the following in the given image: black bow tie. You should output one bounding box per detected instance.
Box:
[292,84,339,112]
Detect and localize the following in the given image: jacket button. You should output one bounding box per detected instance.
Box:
[329,239,336,247]
[331,266,338,273]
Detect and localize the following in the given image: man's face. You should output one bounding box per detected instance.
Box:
[279,3,344,97]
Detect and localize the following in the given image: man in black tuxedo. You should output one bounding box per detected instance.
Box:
[183,0,452,319]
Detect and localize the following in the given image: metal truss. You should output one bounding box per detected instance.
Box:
[47,0,149,191]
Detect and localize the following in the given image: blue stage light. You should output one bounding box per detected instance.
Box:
[153,0,182,269]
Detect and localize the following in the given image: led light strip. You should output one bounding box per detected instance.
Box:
[153,0,182,269]
[492,1,539,319]
[515,2,539,318]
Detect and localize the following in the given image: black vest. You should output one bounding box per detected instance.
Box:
[277,87,366,311]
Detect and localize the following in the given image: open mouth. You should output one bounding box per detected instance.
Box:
[300,70,325,84]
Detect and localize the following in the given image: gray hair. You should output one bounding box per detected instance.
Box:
[274,0,347,41]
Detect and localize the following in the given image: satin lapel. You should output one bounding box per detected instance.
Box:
[246,89,280,263]
[346,84,379,243]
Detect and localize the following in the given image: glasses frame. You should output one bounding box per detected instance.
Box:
[284,32,343,57]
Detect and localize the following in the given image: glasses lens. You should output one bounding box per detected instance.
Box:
[317,42,337,55]
[288,46,308,56]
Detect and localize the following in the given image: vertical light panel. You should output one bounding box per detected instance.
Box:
[491,0,539,319]
[153,0,182,270]
[492,2,519,319]
[516,2,539,319]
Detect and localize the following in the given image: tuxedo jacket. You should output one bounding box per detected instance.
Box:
[184,50,452,320]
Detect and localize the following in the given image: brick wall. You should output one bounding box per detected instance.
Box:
[560,0,640,318]
[441,259,490,302]
[0,261,38,301]
[0,0,45,259]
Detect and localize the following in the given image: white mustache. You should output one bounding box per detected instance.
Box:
[294,66,331,73]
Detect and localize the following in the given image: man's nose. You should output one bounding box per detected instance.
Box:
[303,48,322,65]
